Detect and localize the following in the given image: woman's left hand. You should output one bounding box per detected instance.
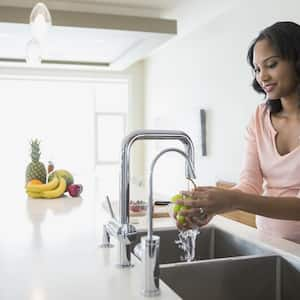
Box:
[175,186,237,230]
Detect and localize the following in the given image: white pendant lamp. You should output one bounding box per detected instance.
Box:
[26,2,52,65]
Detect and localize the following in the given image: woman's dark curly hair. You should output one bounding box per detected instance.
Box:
[247,21,300,113]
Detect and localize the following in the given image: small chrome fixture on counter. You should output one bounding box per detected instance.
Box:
[100,130,195,269]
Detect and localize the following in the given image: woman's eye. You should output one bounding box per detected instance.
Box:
[267,62,277,68]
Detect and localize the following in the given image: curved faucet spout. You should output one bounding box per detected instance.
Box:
[139,147,196,297]
[148,147,196,240]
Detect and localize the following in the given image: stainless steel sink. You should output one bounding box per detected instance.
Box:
[133,226,274,264]
[160,255,300,300]
[132,226,300,299]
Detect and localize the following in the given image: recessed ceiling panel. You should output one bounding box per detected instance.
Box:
[0,6,177,69]
[0,22,148,63]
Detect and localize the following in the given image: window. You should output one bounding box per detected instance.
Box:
[94,81,129,202]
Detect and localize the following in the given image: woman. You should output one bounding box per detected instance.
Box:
[175,21,300,243]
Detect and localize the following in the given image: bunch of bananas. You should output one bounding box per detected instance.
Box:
[26,176,67,199]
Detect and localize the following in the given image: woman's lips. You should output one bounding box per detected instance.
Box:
[264,84,276,93]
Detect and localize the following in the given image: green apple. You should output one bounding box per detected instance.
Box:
[171,194,183,214]
[171,194,190,224]
[173,204,182,213]
[176,214,186,225]
[171,194,183,203]
[176,205,190,224]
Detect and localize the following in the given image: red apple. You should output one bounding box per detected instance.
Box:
[67,184,83,197]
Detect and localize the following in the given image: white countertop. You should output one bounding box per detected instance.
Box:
[0,178,180,300]
[2,176,300,300]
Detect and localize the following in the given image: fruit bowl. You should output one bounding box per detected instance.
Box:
[129,200,147,216]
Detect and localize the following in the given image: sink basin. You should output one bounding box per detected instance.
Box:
[133,226,274,264]
[160,255,300,300]
[132,225,300,299]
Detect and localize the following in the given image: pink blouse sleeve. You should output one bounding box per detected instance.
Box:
[232,111,263,195]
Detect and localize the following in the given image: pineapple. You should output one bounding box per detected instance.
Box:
[25,139,47,184]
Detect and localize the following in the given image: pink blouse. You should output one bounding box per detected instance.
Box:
[233,103,300,243]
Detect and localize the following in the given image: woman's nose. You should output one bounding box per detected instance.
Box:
[259,68,271,82]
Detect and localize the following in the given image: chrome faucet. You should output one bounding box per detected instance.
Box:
[136,147,196,296]
[101,130,195,268]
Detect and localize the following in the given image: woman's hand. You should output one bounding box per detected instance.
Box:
[174,186,238,230]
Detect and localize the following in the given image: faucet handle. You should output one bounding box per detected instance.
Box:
[99,224,114,248]
[106,195,116,220]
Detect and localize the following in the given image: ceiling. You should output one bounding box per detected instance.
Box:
[37,0,181,10]
[0,1,179,70]
[0,0,182,16]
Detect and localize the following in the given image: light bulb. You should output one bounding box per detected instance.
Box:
[30,2,52,41]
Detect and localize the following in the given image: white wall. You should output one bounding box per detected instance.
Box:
[143,0,300,197]
[127,61,145,183]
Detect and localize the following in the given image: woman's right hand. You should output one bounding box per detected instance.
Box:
[174,185,238,230]
[173,186,214,231]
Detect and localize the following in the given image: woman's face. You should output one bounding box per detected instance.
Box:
[253,38,298,100]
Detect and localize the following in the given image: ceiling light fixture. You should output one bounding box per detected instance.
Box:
[26,2,52,65]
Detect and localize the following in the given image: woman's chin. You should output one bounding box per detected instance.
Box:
[267,96,280,101]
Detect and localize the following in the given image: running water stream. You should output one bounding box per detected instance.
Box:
[173,178,200,262]
[175,228,199,262]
